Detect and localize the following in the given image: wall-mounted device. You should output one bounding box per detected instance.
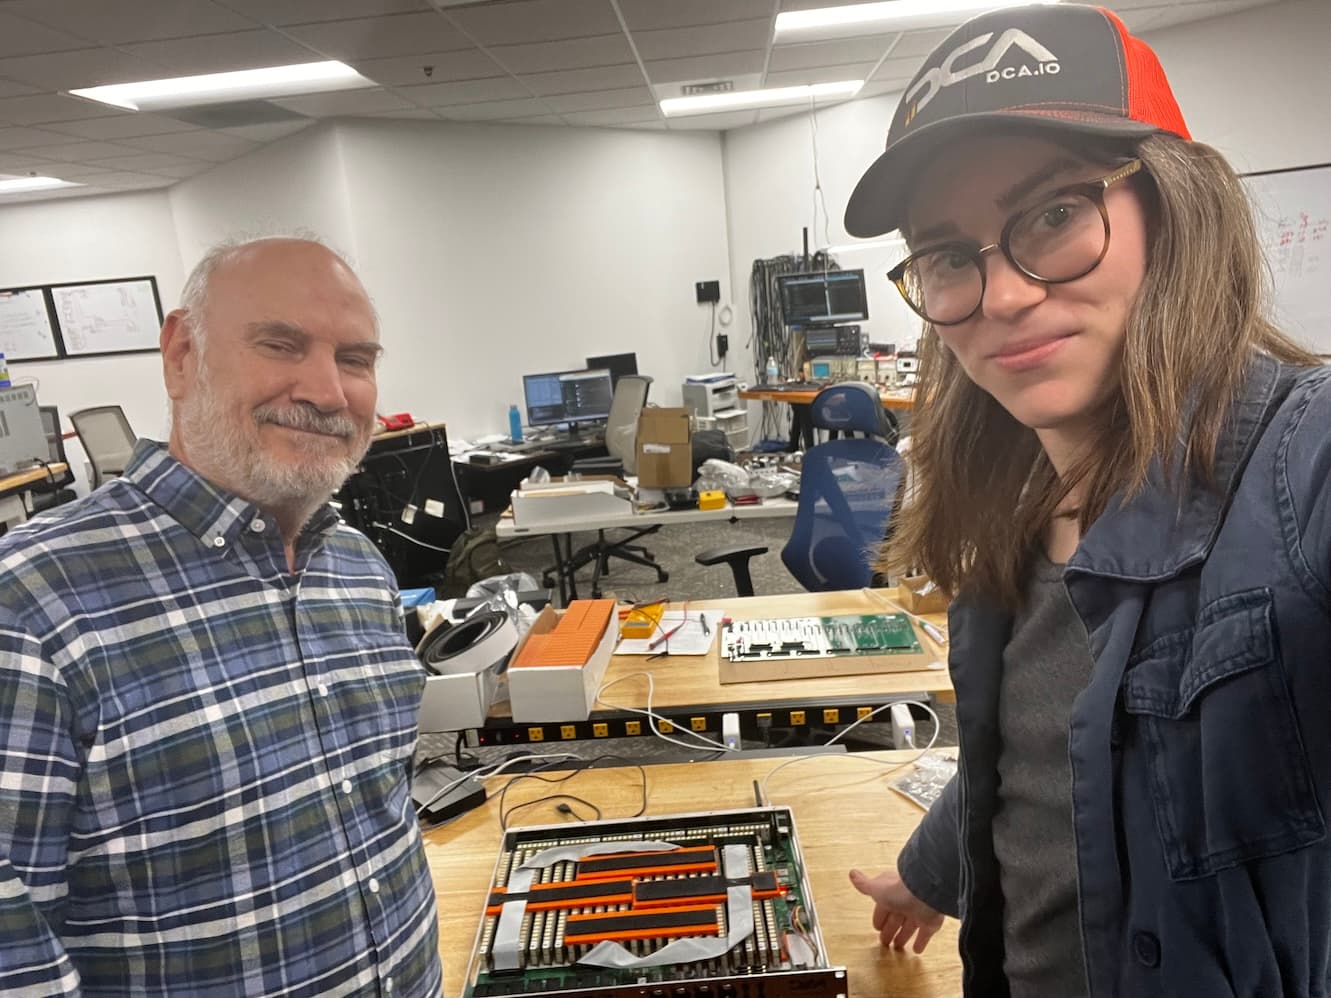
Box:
[776,270,868,327]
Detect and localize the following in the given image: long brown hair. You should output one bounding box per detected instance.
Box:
[882,133,1321,607]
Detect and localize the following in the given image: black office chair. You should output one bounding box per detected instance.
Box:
[695,382,904,596]
[69,405,137,489]
[27,406,78,514]
[545,375,668,598]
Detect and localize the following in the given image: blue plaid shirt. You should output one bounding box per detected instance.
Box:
[0,441,441,996]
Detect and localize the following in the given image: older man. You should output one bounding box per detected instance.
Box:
[0,238,441,996]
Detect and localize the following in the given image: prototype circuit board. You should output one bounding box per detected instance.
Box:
[462,807,847,998]
[721,613,921,662]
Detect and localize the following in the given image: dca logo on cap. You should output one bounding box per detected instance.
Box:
[903,29,1061,126]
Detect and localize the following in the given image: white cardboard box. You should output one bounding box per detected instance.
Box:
[507,605,618,723]
[418,663,499,732]
[510,477,632,527]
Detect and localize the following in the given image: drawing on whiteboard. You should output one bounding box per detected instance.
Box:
[51,278,162,356]
[0,288,59,360]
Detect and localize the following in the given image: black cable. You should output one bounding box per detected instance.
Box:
[496,754,648,830]
[504,793,603,828]
[706,300,720,367]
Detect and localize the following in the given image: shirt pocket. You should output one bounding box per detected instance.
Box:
[1120,587,1325,881]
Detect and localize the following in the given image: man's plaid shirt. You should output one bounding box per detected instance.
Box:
[0,441,440,996]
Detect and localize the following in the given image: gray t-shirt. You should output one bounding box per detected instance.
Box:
[992,553,1093,998]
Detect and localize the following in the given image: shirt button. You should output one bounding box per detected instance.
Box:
[341,779,353,795]
[318,683,329,697]
[1132,930,1161,968]
[385,978,393,994]
[250,518,267,533]
[212,536,225,548]
[368,877,380,894]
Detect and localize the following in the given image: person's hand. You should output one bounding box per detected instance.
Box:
[849,867,945,953]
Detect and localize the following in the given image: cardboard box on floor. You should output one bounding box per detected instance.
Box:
[637,407,692,488]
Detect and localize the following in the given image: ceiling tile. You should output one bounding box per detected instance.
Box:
[520,64,645,96]
[352,48,503,87]
[0,48,176,91]
[23,161,125,179]
[0,93,125,126]
[666,109,759,130]
[147,160,215,178]
[445,0,622,45]
[271,88,413,116]
[80,170,174,188]
[644,52,766,85]
[856,80,908,99]
[542,87,656,113]
[0,126,73,150]
[399,77,533,106]
[0,78,41,99]
[889,28,951,59]
[91,151,202,171]
[22,139,139,161]
[219,120,316,142]
[764,65,875,87]
[768,36,894,72]
[3,0,256,45]
[561,105,660,126]
[633,19,771,62]
[434,98,555,121]
[488,34,634,75]
[0,10,87,58]
[123,29,321,75]
[220,0,429,26]
[41,112,200,141]
[872,55,925,82]
[498,114,564,126]
[617,0,777,32]
[282,12,471,60]
[122,130,258,161]
[364,107,440,119]
[0,154,64,173]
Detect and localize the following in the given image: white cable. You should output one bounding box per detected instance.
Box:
[597,671,736,754]
[758,699,940,806]
[413,750,583,817]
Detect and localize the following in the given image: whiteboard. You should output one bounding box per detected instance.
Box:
[1242,164,1331,354]
[51,277,163,356]
[0,287,59,361]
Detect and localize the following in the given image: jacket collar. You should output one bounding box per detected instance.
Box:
[1067,353,1291,582]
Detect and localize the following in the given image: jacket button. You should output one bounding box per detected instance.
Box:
[1133,930,1161,968]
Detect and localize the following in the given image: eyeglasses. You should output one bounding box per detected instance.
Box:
[887,159,1144,327]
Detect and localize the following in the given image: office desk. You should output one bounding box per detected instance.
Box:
[0,462,70,529]
[473,587,953,746]
[740,385,915,451]
[426,749,961,998]
[497,495,799,602]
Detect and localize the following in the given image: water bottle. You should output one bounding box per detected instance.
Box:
[765,355,779,384]
[508,404,524,443]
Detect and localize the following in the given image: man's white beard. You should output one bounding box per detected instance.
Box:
[176,367,371,512]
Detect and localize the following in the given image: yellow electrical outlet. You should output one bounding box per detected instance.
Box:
[823,708,840,725]
[528,727,545,742]
[790,710,806,726]
[857,707,874,721]
[625,720,643,736]
[592,723,609,738]
[691,716,707,732]
[560,725,577,740]
[659,719,675,734]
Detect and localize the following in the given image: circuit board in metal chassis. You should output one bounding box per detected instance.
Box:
[462,807,848,998]
[721,614,921,662]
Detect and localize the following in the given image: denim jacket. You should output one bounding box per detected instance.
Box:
[897,354,1331,997]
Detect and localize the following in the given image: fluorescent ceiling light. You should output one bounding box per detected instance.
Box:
[0,176,80,194]
[69,61,371,112]
[776,0,1057,36]
[660,80,863,116]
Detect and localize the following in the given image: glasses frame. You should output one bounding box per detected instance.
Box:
[887,158,1144,327]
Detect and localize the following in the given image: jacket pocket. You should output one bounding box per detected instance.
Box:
[1120,587,1325,880]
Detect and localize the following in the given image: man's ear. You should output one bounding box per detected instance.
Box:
[160,310,195,401]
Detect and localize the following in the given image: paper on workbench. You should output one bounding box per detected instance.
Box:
[615,610,724,656]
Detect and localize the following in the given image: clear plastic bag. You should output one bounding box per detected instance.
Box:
[746,468,799,498]
[465,572,542,638]
[694,458,750,493]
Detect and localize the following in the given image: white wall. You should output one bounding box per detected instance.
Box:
[721,0,1331,362]
[0,189,185,489]
[336,118,733,441]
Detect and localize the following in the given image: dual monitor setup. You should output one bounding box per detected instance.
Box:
[519,351,637,436]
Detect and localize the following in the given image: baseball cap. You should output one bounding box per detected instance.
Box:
[844,3,1191,238]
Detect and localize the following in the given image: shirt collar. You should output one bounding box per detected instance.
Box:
[1068,353,1294,582]
[124,440,341,552]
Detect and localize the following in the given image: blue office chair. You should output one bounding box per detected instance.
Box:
[696,382,903,595]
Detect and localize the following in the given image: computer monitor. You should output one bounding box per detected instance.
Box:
[585,352,638,390]
[777,270,869,326]
[522,368,614,428]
